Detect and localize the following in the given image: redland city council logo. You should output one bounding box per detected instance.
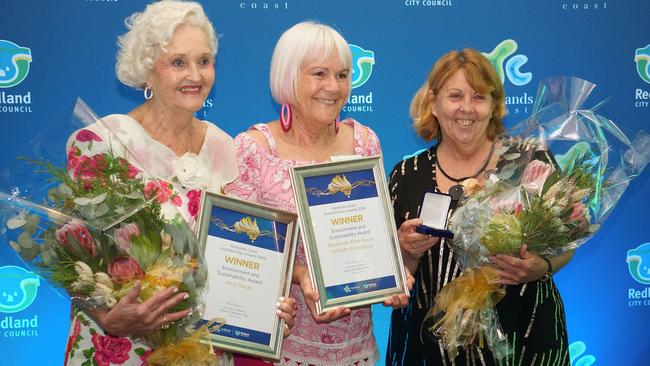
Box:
[482,39,534,115]
[0,265,40,338]
[626,242,650,307]
[0,39,33,113]
[0,40,31,89]
[634,44,650,109]
[344,44,374,113]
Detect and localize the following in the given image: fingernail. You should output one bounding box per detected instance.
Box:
[187,311,193,317]
[275,302,281,307]
[276,309,282,315]
[172,286,178,293]
[279,296,285,302]
[183,293,189,300]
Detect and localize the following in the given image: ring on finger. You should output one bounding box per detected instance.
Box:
[161,315,170,330]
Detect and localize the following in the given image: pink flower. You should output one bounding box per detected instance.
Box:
[187,189,201,201]
[108,257,144,285]
[67,145,82,172]
[114,223,140,253]
[239,171,252,184]
[514,202,524,215]
[186,189,201,217]
[522,160,553,196]
[55,219,97,257]
[73,154,109,190]
[64,319,82,361]
[76,129,103,143]
[139,349,153,366]
[489,188,521,213]
[171,194,182,207]
[91,333,132,366]
[568,202,588,226]
[144,180,173,204]
[117,158,140,179]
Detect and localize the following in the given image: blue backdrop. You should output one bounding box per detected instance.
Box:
[1,1,649,364]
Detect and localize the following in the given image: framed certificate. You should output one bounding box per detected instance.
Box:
[196,192,298,361]
[290,156,408,313]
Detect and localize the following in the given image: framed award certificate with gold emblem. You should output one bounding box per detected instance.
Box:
[290,156,408,314]
[196,193,298,361]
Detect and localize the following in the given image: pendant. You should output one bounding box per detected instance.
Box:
[449,184,464,209]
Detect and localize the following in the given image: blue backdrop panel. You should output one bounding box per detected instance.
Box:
[1,1,649,365]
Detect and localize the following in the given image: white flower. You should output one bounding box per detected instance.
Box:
[171,153,210,188]
[93,283,117,308]
[74,261,94,282]
[71,279,93,292]
[94,272,113,289]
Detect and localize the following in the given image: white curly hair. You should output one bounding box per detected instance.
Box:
[116,0,217,89]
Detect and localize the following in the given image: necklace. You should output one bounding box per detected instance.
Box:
[435,141,495,202]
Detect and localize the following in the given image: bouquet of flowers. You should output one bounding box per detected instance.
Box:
[426,77,650,359]
[0,100,219,365]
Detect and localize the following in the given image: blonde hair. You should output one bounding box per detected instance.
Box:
[411,48,506,141]
[116,0,217,89]
[269,21,352,104]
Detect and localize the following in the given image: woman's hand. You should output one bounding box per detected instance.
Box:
[92,281,191,337]
[383,270,415,309]
[488,245,549,285]
[293,264,351,323]
[398,218,439,273]
[277,296,297,338]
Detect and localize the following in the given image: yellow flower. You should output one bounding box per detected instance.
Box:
[144,257,184,290]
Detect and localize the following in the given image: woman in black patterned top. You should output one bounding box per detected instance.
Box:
[386,49,572,366]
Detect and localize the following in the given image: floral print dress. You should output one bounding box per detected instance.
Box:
[224,119,381,366]
[63,114,238,366]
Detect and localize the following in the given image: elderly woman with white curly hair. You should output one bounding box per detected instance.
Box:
[63,1,296,365]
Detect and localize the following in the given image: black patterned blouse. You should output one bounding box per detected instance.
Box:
[386,138,570,366]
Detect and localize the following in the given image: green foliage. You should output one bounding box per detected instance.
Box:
[481,212,522,255]
[518,198,570,254]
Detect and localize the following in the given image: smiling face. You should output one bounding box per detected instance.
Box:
[431,68,494,146]
[147,24,215,114]
[292,51,350,127]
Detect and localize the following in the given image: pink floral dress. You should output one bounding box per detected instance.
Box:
[63,114,238,366]
[224,119,381,366]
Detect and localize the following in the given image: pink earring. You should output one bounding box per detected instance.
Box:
[334,115,340,134]
[280,103,292,132]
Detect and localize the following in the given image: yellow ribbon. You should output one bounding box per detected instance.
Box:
[146,318,226,366]
[425,266,505,358]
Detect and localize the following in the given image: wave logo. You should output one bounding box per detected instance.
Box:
[349,44,375,89]
[626,242,650,284]
[634,44,650,84]
[482,39,532,86]
[569,341,596,366]
[0,40,32,89]
[0,266,40,313]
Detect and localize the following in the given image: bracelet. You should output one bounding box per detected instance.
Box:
[540,256,553,281]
